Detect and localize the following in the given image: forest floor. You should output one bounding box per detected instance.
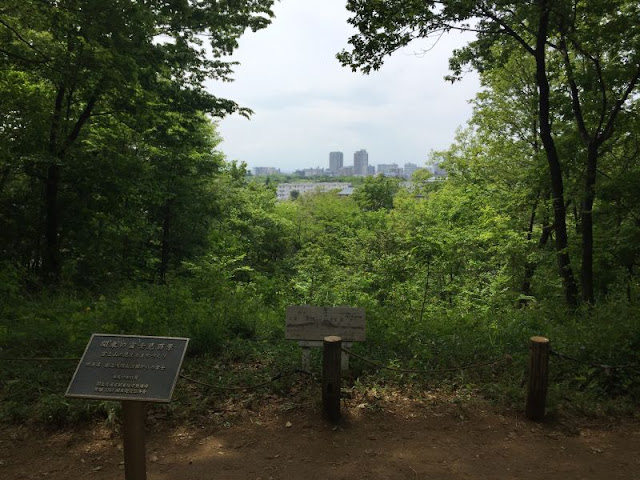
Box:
[1,385,639,480]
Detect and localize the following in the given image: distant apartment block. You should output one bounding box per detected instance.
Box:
[276,182,351,201]
[426,162,448,179]
[329,151,344,172]
[300,167,325,177]
[377,163,401,177]
[253,167,280,176]
[354,149,369,176]
[403,162,419,178]
[339,166,354,176]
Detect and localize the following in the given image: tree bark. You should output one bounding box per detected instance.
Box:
[580,143,598,304]
[535,0,578,306]
[41,82,99,284]
[521,214,553,302]
[42,84,66,283]
[43,162,61,283]
[159,200,173,284]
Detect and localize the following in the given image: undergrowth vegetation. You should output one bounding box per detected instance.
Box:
[1,275,638,425]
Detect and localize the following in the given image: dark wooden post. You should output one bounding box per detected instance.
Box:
[322,336,342,422]
[122,401,147,480]
[525,336,550,421]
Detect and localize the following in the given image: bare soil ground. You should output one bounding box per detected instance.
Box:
[1,389,639,480]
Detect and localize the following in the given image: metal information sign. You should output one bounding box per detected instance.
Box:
[66,334,189,403]
[285,306,366,342]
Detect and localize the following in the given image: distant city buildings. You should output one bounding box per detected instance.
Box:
[253,167,280,176]
[377,163,401,177]
[263,148,449,202]
[321,151,430,179]
[276,182,351,201]
[302,167,325,177]
[339,166,354,176]
[403,162,419,178]
[426,161,447,179]
[258,150,441,184]
[329,151,343,172]
[354,149,369,176]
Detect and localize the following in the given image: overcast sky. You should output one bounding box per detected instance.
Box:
[206,0,481,173]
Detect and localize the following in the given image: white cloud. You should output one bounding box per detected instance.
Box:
[206,0,480,172]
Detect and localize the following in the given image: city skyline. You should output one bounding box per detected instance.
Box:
[253,148,433,180]
[253,147,433,175]
[207,0,480,173]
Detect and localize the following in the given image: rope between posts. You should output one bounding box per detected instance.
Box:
[0,357,313,392]
[179,369,312,392]
[0,357,80,361]
[341,347,512,375]
[550,349,640,371]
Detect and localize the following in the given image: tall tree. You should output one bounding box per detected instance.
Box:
[0,0,274,284]
[338,0,639,305]
[554,1,640,303]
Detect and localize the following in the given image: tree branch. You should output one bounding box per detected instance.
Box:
[59,90,100,157]
[0,17,50,63]
[477,4,535,56]
[559,38,590,144]
[600,63,640,144]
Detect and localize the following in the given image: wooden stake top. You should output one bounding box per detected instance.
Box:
[324,336,342,343]
[530,336,550,343]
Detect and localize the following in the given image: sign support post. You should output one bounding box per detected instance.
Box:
[322,336,342,423]
[123,401,147,480]
[66,334,189,480]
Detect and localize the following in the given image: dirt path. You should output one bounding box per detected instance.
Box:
[1,394,639,480]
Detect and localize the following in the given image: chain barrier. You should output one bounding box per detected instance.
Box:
[550,349,640,371]
[342,346,513,375]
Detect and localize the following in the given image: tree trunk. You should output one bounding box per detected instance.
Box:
[535,0,578,306]
[43,162,61,283]
[159,200,173,284]
[42,85,65,283]
[41,82,99,284]
[581,142,598,304]
[521,219,553,302]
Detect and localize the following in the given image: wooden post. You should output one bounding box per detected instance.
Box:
[341,349,350,371]
[322,336,342,422]
[122,401,147,480]
[301,346,311,371]
[525,336,550,422]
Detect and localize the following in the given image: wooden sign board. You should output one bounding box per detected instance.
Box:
[66,334,189,403]
[285,306,366,342]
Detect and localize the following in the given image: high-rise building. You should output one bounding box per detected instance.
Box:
[329,151,343,172]
[403,162,419,178]
[354,149,369,176]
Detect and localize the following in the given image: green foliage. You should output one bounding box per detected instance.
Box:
[0,0,276,283]
[2,0,640,428]
[352,175,401,211]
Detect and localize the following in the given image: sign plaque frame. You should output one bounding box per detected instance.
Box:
[66,333,189,403]
[285,306,366,371]
[66,333,189,480]
[285,306,366,342]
